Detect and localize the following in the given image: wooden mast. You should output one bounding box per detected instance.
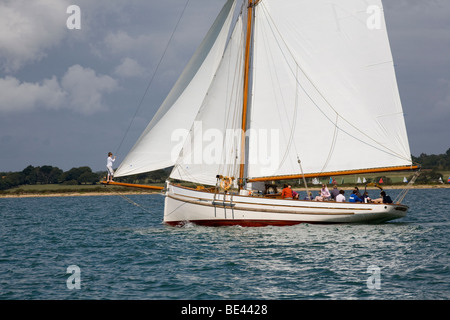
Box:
[239,0,255,190]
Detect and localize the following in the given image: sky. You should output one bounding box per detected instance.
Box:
[0,0,449,173]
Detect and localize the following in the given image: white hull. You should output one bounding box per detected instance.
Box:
[163,183,408,227]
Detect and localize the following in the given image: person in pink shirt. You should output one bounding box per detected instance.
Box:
[321,184,331,200]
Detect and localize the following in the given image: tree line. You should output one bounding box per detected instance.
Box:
[1,149,449,191]
[0,165,169,191]
[412,148,450,184]
[412,148,450,171]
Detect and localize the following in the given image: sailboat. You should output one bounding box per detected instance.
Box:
[108,0,419,226]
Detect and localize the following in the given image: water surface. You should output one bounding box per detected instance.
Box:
[0,188,448,299]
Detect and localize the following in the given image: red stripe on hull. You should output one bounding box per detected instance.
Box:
[164,219,339,227]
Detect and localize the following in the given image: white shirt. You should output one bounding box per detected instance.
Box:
[336,194,345,202]
[107,156,115,167]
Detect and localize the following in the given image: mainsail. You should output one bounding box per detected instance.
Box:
[247,0,412,180]
[115,0,415,187]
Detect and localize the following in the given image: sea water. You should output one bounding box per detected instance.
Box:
[0,188,448,300]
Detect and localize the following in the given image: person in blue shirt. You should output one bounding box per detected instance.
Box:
[349,190,363,202]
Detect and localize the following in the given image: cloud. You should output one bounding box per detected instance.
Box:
[0,76,65,112]
[101,31,157,58]
[61,65,118,114]
[0,0,70,72]
[114,58,145,78]
[0,65,117,115]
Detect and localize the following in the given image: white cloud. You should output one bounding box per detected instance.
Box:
[102,31,155,57]
[114,58,145,78]
[0,65,117,115]
[61,65,118,114]
[0,0,70,72]
[0,76,65,112]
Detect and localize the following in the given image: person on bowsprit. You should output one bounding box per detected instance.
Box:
[106,152,116,182]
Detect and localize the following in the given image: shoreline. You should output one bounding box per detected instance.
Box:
[0,184,448,199]
[0,191,161,199]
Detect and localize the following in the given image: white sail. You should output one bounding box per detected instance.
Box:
[170,16,245,186]
[247,0,412,179]
[114,0,236,177]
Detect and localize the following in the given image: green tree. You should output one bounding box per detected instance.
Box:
[61,166,93,184]
[412,148,450,171]
[38,165,53,184]
[22,165,37,184]
[78,171,99,184]
[49,167,64,184]
[0,172,25,190]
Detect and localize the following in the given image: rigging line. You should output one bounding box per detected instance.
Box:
[231,66,244,178]
[221,7,245,133]
[259,3,411,163]
[257,8,297,170]
[227,10,247,179]
[320,113,339,174]
[219,19,243,174]
[225,27,245,178]
[114,190,155,214]
[206,13,244,179]
[115,0,192,156]
[394,170,420,204]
